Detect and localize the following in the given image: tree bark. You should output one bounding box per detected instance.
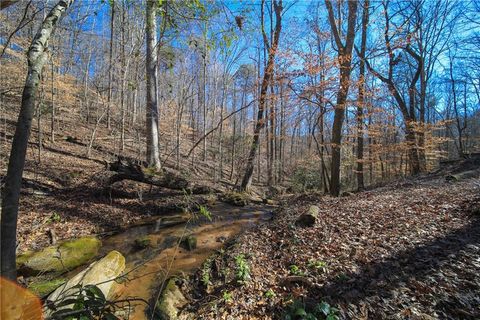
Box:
[240,0,282,191]
[0,0,74,282]
[146,0,161,169]
[326,0,358,196]
[356,0,369,191]
[107,0,115,130]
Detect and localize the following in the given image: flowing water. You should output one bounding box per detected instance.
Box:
[99,203,273,319]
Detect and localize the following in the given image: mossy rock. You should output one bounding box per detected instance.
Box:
[28,278,66,298]
[223,191,249,207]
[155,278,188,320]
[204,193,218,206]
[266,186,286,198]
[181,235,197,251]
[134,236,153,249]
[17,237,101,276]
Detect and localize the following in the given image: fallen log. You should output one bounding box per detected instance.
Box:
[445,169,480,182]
[107,159,190,190]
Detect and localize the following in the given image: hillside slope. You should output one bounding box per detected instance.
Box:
[0,58,235,253]
[181,173,480,319]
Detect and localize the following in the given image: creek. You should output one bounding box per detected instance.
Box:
[98,203,273,319]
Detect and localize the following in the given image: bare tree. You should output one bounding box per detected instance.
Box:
[356,0,369,191]
[145,0,161,169]
[325,0,358,196]
[240,0,283,191]
[1,0,74,281]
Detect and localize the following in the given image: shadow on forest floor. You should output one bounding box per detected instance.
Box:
[308,212,480,319]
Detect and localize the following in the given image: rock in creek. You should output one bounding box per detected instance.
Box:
[154,278,188,320]
[45,250,125,315]
[16,237,101,276]
[222,191,249,206]
[181,235,197,251]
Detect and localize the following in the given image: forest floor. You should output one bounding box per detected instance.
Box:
[182,172,480,320]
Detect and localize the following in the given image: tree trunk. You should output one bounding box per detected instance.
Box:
[0,0,74,282]
[107,0,115,130]
[356,0,369,191]
[120,2,127,153]
[326,0,358,196]
[405,121,421,174]
[240,0,282,191]
[146,0,161,169]
[50,54,55,142]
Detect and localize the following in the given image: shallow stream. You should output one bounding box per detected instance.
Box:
[99,203,273,319]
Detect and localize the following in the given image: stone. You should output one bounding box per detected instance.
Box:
[155,278,188,320]
[134,236,152,249]
[17,237,101,276]
[181,235,197,251]
[222,192,249,206]
[46,250,126,311]
[204,193,218,206]
[295,205,320,228]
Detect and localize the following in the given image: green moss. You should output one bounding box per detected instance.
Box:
[205,194,217,206]
[135,236,152,249]
[155,278,187,320]
[223,191,249,207]
[17,237,101,275]
[28,278,66,297]
[181,235,197,251]
[16,251,34,268]
[142,166,161,176]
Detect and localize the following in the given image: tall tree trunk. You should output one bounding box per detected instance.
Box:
[202,22,208,162]
[278,80,285,182]
[405,121,421,174]
[107,0,115,130]
[240,0,282,191]
[356,0,369,191]
[146,0,161,169]
[268,83,276,186]
[364,2,422,176]
[417,65,427,171]
[0,0,74,282]
[120,2,127,153]
[50,53,55,142]
[326,0,358,196]
[449,59,465,158]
